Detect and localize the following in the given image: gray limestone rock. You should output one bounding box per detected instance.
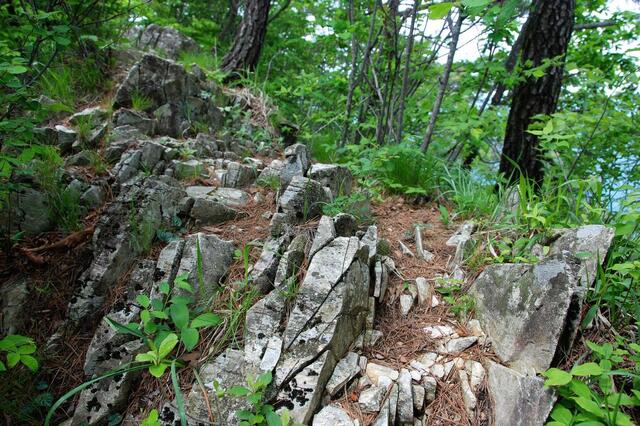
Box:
[5,188,52,235]
[80,185,106,209]
[0,276,29,335]
[312,405,356,426]
[222,161,258,188]
[113,108,155,135]
[171,159,204,180]
[280,143,311,186]
[397,369,414,425]
[471,254,583,374]
[310,216,336,258]
[308,163,353,198]
[250,235,291,294]
[488,362,556,426]
[359,385,388,412]
[70,106,108,126]
[132,24,199,60]
[277,176,330,222]
[273,234,308,289]
[326,352,361,396]
[55,124,77,152]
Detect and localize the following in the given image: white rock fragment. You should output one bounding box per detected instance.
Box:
[467,319,484,337]
[259,336,282,371]
[326,352,361,396]
[399,240,414,257]
[439,336,477,354]
[459,370,477,415]
[418,352,438,368]
[396,369,414,425]
[423,325,457,339]
[465,360,485,391]
[415,277,433,305]
[312,405,357,426]
[431,295,440,307]
[412,384,425,412]
[423,376,437,402]
[359,385,387,412]
[400,294,415,316]
[415,227,435,262]
[430,364,445,379]
[410,369,422,382]
[366,363,399,387]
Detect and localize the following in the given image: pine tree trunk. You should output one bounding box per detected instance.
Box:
[499,0,575,185]
[220,0,271,76]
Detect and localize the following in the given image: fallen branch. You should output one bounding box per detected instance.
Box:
[25,226,95,254]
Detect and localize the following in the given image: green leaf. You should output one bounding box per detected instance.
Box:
[158,333,179,360]
[171,361,187,426]
[148,363,168,378]
[137,294,151,308]
[135,352,156,363]
[266,411,282,426]
[572,397,605,418]
[228,386,251,397]
[170,302,190,330]
[7,352,20,368]
[20,355,39,372]
[104,317,144,338]
[0,361,5,371]
[191,312,222,328]
[180,327,199,352]
[462,0,491,7]
[543,368,573,386]
[151,310,169,320]
[6,65,28,74]
[17,344,36,355]
[550,404,573,424]
[159,282,170,294]
[429,2,453,19]
[256,371,273,389]
[571,363,603,376]
[175,278,194,293]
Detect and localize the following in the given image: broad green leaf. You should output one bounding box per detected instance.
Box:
[150,310,169,320]
[429,2,453,19]
[17,344,36,355]
[571,362,603,376]
[158,334,179,360]
[175,279,194,293]
[135,352,156,363]
[228,386,251,397]
[149,363,168,378]
[20,355,39,371]
[7,352,20,368]
[191,312,222,328]
[266,411,282,426]
[159,282,170,294]
[543,368,572,386]
[137,294,151,308]
[572,397,604,418]
[550,404,573,424]
[7,65,28,74]
[180,327,199,352]
[462,0,491,7]
[170,302,190,330]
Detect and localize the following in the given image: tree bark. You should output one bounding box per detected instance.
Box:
[420,12,464,152]
[395,0,420,144]
[340,0,360,148]
[499,0,575,185]
[220,0,271,76]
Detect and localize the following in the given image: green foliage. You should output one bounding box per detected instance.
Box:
[544,340,640,426]
[257,175,281,191]
[128,208,156,254]
[140,409,161,426]
[0,335,38,373]
[322,192,372,224]
[435,279,475,319]
[131,90,154,112]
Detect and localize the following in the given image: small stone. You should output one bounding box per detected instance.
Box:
[397,369,414,425]
[465,360,485,391]
[359,356,368,372]
[359,386,387,412]
[326,352,361,396]
[415,277,433,305]
[374,259,388,300]
[312,405,356,426]
[80,185,105,209]
[310,216,336,258]
[423,377,437,402]
[415,227,435,262]
[259,336,282,372]
[424,325,457,339]
[459,370,477,415]
[410,369,422,381]
[430,364,445,379]
[366,362,399,386]
[400,294,415,317]
[364,329,383,347]
[366,297,376,329]
[439,336,477,354]
[467,319,484,337]
[399,240,414,257]
[412,384,425,412]
[431,295,440,307]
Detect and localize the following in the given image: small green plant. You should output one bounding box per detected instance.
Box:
[131,90,154,112]
[39,66,76,108]
[438,205,450,227]
[226,371,302,426]
[74,115,94,143]
[435,278,474,318]
[257,175,281,191]
[87,150,108,175]
[129,209,157,254]
[0,335,38,372]
[322,192,372,224]
[140,409,161,426]
[543,340,640,426]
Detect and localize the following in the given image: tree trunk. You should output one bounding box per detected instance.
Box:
[420,12,464,152]
[340,0,360,148]
[499,0,575,185]
[395,0,420,144]
[220,0,271,76]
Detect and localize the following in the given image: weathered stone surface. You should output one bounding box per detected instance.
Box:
[250,235,291,294]
[446,221,475,267]
[333,213,357,237]
[55,124,77,152]
[186,348,252,425]
[186,186,249,208]
[373,259,388,299]
[277,176,330,222]
[438,336,477,354]
[113,108,155,135]
[326,352,361,396]
[359,385,387,412]
[280,143,311,186]
[366,362,399,387]
[189,198,240,225]
[308,163,353,198]
[172,159,204,179]
[258,159,284,183]
[312,405,356,426]
[80,185,106,209]
[175,233,235,300]
[488,362,556,426]
[113,149,142,183]
[459,369,476,415]
[222,161,258,188]
[360,226,378,265]
[0,276,29,335]
[400,294,415,317]
[244,289,287,367]
[273,234,308,289]
[415,277,433,306]
[548,225,614,286]
[310,215,336,258]
[397,369,414,425]
[423,376,437,403]
[65,150,92,167]
[372,383,398,426]
[132,24,199,60]
[472,254,583,374]
[424,325,457,339]
[6,188,52,235]
[68,178,186,323]
[415,227,434,262]
[412,384,425,412]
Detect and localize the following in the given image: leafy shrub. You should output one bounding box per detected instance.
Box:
[0,335,38,373]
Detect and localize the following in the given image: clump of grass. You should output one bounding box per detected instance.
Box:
[40,67,75,108]
[73,115,93,143]
[257,175,280,191]
[86,151,108,175]
[131,90,154,112]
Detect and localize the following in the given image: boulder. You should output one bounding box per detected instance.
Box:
[308,163,353,198]
[5,188,52,235]
[221,161,258,188]
[472,254,583,374]
[132,24,199,60]
[69,106,108,126]
[113,108,155,135]
[312,405,356,426]
[280,143,311,186]
[487,362,556,426]
[189,198,241,225]
[309,216,336,258]
[277,176,330,222]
